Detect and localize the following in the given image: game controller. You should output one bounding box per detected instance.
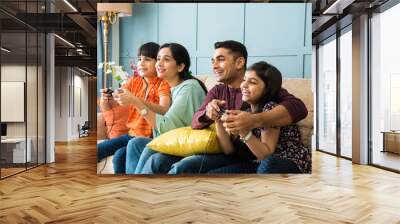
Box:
[218,108,226,116]
[104,88,114,94]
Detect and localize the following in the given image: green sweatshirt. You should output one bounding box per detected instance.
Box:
[153,79,206,137]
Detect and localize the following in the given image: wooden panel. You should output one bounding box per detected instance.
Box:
[384,132,400,154]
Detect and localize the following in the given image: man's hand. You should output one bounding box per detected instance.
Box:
[114,88,138,106]
[221,110,255,137]
[205,100,226,121]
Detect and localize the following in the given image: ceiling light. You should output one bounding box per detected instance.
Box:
[78,67,93,76]
[323,0,355,15]
[54,34,75,48]
[63,0,78,12]
[1,47,11,53]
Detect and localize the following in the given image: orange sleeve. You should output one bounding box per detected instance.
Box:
[158,80,171,97]
[122,76,136,92]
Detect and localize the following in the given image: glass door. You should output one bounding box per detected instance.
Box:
[339,27,352,159]
[317,35,337,155]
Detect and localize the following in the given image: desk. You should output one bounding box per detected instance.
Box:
[1,138,31,163]
[381,131,400,154]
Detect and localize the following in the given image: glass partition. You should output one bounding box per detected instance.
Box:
[339,27,352,158]
[0,1,46,179]
[317,35,337,155]
[370,3,400,171]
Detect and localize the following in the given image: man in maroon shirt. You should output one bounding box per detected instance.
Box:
[152,40,307,174]
[192,41,307,131]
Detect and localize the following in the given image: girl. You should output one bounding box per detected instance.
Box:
[97,42,171,174]
[213,61,311,173]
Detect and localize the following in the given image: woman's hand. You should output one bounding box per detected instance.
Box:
[114,88,139,106]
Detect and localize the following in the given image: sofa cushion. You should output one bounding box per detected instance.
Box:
[147,124,222,157]
[282,79,313,148]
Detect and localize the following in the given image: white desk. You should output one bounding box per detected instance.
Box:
[1,138,31,163]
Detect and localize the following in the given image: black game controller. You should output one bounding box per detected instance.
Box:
[104,88,114,94]
[218,107,226,116]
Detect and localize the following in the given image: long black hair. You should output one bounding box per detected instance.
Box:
[241,61,282,113]
[159,43,207,94]
[137,42,159,60]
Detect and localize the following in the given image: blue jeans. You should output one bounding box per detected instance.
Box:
[140,153,246,174]
[208,155,301,174]
[97,134,133,174]
[207,161,259,174]
[125,137,153,174]
[141,152,182,174]
[257,155,301,173]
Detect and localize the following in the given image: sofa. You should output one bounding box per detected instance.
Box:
[97,75,313,174]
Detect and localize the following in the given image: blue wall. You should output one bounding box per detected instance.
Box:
[118,3,312,79]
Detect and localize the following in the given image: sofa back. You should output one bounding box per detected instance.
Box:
[196,75,313,148]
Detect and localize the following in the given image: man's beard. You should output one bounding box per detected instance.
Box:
[218,73,235,84]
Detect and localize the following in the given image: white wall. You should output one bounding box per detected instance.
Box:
[54,67,89,141]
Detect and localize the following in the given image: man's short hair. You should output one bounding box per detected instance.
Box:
[214,40,248,69]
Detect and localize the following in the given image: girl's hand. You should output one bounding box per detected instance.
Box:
[221,110,254,136]
[114,88,139,106]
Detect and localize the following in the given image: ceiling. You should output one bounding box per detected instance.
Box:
[0,0,393,76]
[0,0,99,74]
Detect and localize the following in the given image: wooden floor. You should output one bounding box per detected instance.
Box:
[372,150,400,171]
[1,135,400,223]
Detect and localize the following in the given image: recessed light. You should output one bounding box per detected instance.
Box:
[1,47,11,53]
[63,0,78,12]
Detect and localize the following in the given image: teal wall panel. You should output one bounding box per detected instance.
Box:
[113,3,312,79]
[197,4,244,57]
[119,3,158,73]
[158,4,197,56]
[248,56,303,78]
[196,57,213,75]
[245,4,305,55]
[304,54,312,79]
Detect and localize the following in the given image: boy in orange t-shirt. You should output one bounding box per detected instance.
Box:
[97,42,170,174]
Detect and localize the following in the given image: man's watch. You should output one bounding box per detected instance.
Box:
[139,108,148,116]
[240,131,253,143]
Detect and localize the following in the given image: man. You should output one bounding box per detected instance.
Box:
[147,40,308,174]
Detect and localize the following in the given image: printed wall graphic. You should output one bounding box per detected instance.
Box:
[97,3,313,175]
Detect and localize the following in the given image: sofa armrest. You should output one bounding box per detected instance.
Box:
[97,113,108,140]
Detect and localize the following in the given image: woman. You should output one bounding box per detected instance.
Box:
[212,61,311,173]
[97,42,171,174]
[125,43,207,174]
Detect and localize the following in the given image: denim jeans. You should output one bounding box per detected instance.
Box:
[140,153,246,174]
[140,151,182,174]
[208,155,301,174]
[207,161,259,174]
[97,134,134,174]
[97,134,133,161]
[257,155,301,174]
[125,137,153,174]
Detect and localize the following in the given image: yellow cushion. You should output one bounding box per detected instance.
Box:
[146,124,222,157]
